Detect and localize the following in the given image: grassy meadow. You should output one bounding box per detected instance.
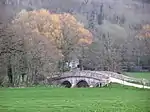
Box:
[0,84,150,112]
[125,72,150,80]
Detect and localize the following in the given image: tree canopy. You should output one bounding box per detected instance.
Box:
[12,9,93,46]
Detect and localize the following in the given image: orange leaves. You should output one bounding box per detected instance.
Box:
[142,24,150,38]
[77,25,93,45]
[138,24,150,38]
[142,24,150,30]
[12,9,93,46]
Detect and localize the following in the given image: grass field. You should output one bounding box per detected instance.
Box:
[0,85,150,112]
[125,72,150,80]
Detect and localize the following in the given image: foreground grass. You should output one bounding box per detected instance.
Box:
[0,85,150,112]
[125,72,150,80]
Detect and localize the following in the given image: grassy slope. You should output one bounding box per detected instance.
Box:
[125,72,150,80]
[0,85,150,112]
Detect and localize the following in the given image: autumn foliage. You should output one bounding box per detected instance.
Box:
[12,9,93,46]
[138,24,150,38]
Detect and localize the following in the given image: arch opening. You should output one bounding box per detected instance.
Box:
[96,83,102,88]
[61,81,72,88]
[76,80,89,88]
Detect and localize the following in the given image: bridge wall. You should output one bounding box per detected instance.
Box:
[51,77,109,88]
[48,71,110,88]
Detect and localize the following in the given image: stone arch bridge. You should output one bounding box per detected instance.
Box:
[47,71,110,88]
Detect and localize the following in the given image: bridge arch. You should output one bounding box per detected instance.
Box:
[61,81,72,88]
[76,80,89,88]
[95,82,102,87]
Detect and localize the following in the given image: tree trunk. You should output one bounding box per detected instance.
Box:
[7,58,13,86]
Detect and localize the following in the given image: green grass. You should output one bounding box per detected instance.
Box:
[125,72,150,80]
[0,85,150,112]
